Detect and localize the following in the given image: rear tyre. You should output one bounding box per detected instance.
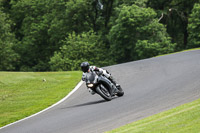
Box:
[116,86,124,97]
[96,84,112,101]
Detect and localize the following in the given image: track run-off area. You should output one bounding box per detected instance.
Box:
[1,50,200,133]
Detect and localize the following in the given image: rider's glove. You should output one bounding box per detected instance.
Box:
[93,67,99,71]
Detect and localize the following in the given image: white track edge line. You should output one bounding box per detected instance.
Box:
[0,80,83,130]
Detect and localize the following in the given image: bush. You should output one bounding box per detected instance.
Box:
[135,40,175,59]
[49,31,114,71]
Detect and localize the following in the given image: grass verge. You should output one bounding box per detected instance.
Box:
[156,47,200,57]
[107,95,200,133]
[0,71,82,127]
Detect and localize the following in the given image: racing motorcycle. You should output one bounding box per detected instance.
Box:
[84,71,124,101]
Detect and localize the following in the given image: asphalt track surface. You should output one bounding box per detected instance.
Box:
[1,50,200,133]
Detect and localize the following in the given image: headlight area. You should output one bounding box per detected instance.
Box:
[87,84,94,88]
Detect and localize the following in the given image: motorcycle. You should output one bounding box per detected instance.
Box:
[84,71,124,101]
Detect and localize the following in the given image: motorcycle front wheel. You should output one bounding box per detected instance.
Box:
[96,84,112,101]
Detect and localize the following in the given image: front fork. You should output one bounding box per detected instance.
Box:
[87,87,96,95]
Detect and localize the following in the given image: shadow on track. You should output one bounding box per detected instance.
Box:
[61,96,121,109]
[62,99,107,109]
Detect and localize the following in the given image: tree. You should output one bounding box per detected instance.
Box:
[10,0,69,71]
[0,9,19,70]
[2,0,194,71]
[8,0,117,71]
[49,31,114,71]
[116,0,147,7]
[147,0,197,50]
[109,4,175,63]
[65,0,116,33]
[188,3,200,48]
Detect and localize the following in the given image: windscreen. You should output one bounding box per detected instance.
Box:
[85,72,96,83]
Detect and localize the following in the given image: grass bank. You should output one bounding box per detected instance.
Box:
[156,47,200,57]
[0,71,82,127]
[107,98,200,133]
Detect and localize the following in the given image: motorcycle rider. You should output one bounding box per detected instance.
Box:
[80,62,120,95]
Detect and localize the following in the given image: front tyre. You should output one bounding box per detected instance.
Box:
[96,84,112,101]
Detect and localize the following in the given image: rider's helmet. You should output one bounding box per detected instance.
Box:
[80,62,90,72]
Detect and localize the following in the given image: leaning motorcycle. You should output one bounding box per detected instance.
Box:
[84,71,124,101]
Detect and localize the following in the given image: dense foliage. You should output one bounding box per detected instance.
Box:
[109,4,175,62]
[49,31,114,71]
[0,0,199,71]
[188,3,200,48]
[0,8,19,70]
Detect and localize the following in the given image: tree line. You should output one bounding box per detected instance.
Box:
[0,0,200,71]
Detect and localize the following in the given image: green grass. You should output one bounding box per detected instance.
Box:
[107,96,200,133]
[181,47,200,52]
[156,47,200,57]
[0,71,82,127]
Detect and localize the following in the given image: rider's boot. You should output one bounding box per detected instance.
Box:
[109,76,120,88]
[108,76,120,96]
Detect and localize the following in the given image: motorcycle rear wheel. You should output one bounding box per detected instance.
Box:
[116,86,124,97]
